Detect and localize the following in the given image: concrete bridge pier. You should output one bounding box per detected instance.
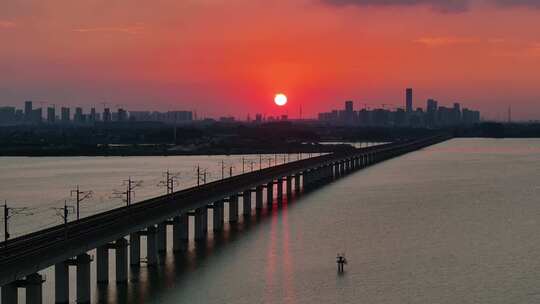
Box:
[129,232,141,266]
[294,173,301,193]
[324,166,332,182]
[96,245,109,283]
[173,214,189,250]
[1,274,46,304]
[26,273,45,304]
[146,226,158,266]
[213,201,224,231]
[255,186,263,210]
[243,190,252,216]
[310,169,318,186]
[266,182,274,207]
[157,222,167,253]
[277,178,284,202]
[286,176,293,197]
[229,194,239,222]
[55,262,69,303]
[115,238,128,284]
[1,282,17,304]
[302,171,309,190]
[194,207,208,240]
[76,253,92,304]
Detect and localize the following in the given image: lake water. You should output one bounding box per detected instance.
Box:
[3,138,540,304]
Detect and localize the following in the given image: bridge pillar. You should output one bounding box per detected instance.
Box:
[322,166,329,182]
[229,195,239,222]
[173,214,189,250]
[255,186,263,210]
[277,178,283,198]
[115,238,128,284]
[146,226,158,266]
[129,232,141,266]
[76,253,92,304]
[266,182,274,207]
[1,282,18,304]
[243,190,251,215]
[302,171,309,190]
[54,262,69,303]
[194,207,208,240]
[294,173,301,193]
[286,176,292,197]
[96,245,109,283]
[157,222,167,253]
[26,273,44,304]
[213,201,224,231]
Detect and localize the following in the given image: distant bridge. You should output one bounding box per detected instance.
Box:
[0,135,450,304]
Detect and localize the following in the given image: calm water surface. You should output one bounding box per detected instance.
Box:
[3,138,540,304]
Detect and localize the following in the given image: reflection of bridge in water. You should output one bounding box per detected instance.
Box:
[0,135,449,304]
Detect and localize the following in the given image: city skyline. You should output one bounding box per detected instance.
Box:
[1,1,540,120]
[0,88,483,125]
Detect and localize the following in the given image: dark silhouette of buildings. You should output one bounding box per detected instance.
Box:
[0,101,194,126]
[318,88,481,128]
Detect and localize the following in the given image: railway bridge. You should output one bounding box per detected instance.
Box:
[0,135,449,304]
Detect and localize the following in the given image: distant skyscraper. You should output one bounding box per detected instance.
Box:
[47,107,55,123]
[24,101,33,120]
[345,101,353,113]
[74,107,84,123]
[103,108,111,122]
[117,108,127,121]
[90,108,96,122]
[452,102,461,124]
[426,99,438,113]
[61,107,70,122]
[405,88,413,113]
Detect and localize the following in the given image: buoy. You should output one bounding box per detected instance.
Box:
[336,253,347,273]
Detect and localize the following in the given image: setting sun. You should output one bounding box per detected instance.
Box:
[274,94,287,106]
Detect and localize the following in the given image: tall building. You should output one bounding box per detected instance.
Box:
[452,102,461,124]
[426,99,438,127]
[74,107,84,123]
[89,108,96,123]
[103,108,111,122]
[405,88,413,113]
[117,108,127,121]
[426,99,438,113]
[24,101,33,120]
[47,107,55,123]
[345,101,353,113]
[61,107,70,122]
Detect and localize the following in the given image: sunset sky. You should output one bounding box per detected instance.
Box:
[1,0,540,120]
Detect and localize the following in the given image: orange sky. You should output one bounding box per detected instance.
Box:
[1,0,540,120]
